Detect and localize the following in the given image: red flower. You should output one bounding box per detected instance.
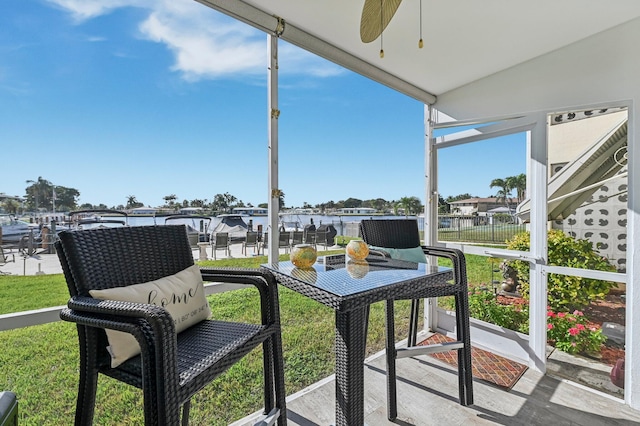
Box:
[547,311,555,318]
[568,328,580,336]
[548,323,554,330]
[557,312,566,318]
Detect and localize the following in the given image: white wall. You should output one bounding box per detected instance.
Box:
[436,17,640,410]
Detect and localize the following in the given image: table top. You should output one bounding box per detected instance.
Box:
[262,254,455,312]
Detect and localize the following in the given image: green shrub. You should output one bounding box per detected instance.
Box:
[440,288,529,333]
[466,288,529,333]
[505,230,616,311]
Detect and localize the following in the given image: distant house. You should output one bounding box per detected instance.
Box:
[338,207,377,215]
[447,198,517,216]
[129,207,157,215]
[0,193,24,204]
[179,207,204,215]
[232,207,268,216]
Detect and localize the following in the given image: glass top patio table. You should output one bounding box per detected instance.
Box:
[261,254,454,426]
[262,254,453,312]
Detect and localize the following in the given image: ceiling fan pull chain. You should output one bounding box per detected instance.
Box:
[419,0,424,48]
[379,0,385,58]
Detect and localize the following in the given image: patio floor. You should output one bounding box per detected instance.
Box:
[233,342,640,426]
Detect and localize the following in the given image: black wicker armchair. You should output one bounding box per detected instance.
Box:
[56,225,286,426]
[359,219,473,419]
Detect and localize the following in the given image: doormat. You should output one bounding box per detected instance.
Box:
[418,333,528,391]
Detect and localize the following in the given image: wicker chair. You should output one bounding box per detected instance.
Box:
[314,230,329,250]
[56,225,287,426]
[243,231,259,255]
[211,231,230,260]
[278,232,290,253]
[0,246,15,275]
[359,219,473,419]
[289,231,304,249]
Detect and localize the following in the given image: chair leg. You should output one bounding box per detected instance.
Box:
[262,338,275,414]
[75,361,99,426]
[264,326,288,426]
[455,292,474,406]
[75,328,99,426]
[408,298,420,347]
[273,339,288,426]
[385,299,398,420]
[182,400,190,426]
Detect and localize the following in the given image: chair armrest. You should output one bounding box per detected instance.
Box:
[66,295,176,331]
[420,246,468,288]
[368,249,390,258]
[61,296,179,375]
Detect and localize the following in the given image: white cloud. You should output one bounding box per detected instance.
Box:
[139,5,265,80]
[46,0,151,21]
[47,0,344,81]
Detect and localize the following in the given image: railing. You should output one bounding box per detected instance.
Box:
[437,215,526,244]
[332,215,527,244]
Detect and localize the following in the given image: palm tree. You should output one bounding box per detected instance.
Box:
[2,199,20,215]
[408,196,422,215]
[489,178,512,208]
[126,195,139,209]
[398,196,421,216]
[26,176,52,213]
[506,173,527,203]
[163,194,178,210]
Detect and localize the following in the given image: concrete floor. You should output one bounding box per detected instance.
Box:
[233,346,640,426]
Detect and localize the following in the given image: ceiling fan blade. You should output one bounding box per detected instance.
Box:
[360,0,403,43]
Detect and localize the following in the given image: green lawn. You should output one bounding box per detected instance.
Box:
[0,250,419,425]
[438,224,526,244]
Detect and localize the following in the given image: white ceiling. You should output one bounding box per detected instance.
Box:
[199,1,640,101]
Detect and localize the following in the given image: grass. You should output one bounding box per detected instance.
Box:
[0,249,419,425]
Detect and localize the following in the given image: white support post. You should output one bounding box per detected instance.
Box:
[626,105,639,409]
[424,104,437,247]
[528,115,548,372]
[424,104,438,331]
[267,33,280,264]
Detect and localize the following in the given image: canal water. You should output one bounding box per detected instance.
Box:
[125,214,424,237]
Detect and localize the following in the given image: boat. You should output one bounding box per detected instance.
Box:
[69,209,129,229]
[0,214,39,245]
[211,214,248,242]
[278,213,315,232]
[164,214,212,248]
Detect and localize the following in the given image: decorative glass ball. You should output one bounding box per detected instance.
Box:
[346,239,369,261]
[290,244,317,268]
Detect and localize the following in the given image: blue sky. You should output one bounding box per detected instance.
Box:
[1,0,525,209]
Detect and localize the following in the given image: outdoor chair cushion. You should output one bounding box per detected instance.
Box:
[368,246,428,264]
[89,264,211,367]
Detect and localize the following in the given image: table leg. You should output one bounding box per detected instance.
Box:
[335,307,368,426]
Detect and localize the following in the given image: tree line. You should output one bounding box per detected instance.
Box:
[2,173,526,215]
